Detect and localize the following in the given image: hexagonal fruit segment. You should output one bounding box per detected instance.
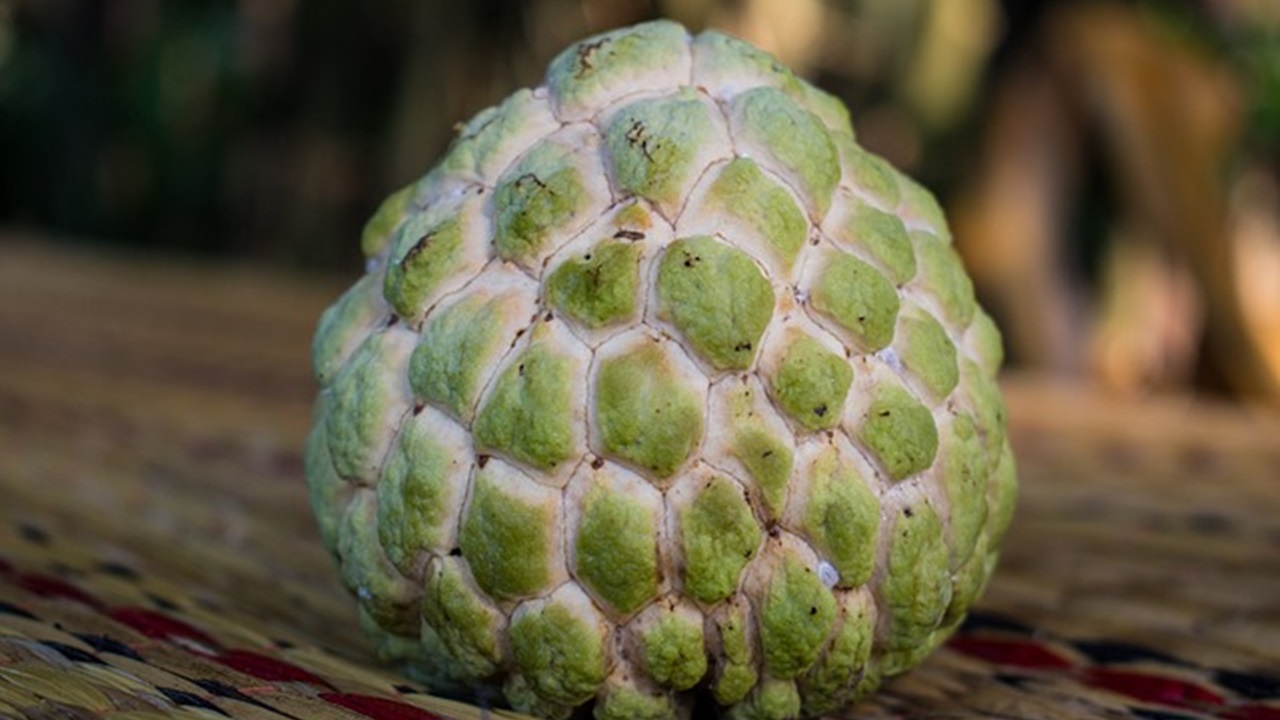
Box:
[655,235,775,372]
[566,461,663,616]
[705,373,796,520]
[492,125,612,271]
[591,331,708,483]
[458,459,566,601]
[668,469,763,605]
[472,319,590,483]
[508,584,612,707]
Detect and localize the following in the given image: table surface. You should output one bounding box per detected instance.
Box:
[0,239,1277,720]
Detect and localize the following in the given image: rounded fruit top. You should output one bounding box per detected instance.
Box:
[306,19,1015,720]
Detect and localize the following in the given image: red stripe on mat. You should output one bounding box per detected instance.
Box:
[320,693,452,720]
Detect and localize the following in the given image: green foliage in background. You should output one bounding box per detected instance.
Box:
[0,0,1273,270]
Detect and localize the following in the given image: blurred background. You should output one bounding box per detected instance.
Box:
[0,0,1277,404]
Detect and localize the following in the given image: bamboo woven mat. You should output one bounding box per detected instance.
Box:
[0,238,1277,720]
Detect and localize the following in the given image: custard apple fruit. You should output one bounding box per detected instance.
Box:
[306,19,1016,720]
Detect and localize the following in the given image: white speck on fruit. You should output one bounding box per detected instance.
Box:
[818,561,839,588]
[879,347,903,373]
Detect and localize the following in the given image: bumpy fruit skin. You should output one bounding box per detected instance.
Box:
[307,20,1016,720]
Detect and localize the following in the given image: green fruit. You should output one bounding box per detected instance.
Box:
[308,19,1015,720]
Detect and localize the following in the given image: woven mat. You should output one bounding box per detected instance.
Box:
[0,239,1277,720]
